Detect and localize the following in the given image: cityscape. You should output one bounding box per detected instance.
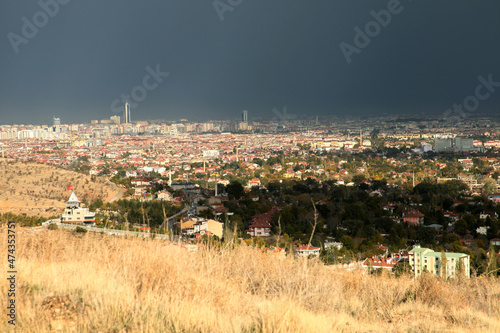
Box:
[2,109,500,331]
[2,1,500,332]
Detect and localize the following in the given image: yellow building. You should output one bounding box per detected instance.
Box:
[409,246,470,279]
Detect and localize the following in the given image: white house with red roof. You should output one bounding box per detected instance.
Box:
[295,244,320,257]
[247,178,261,187]
[362,257,399,271]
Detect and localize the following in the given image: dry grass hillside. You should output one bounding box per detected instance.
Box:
[0,160,120,218]
[2,229,499,333]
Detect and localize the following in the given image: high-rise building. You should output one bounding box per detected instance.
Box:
[110,115,120,125]
[242,110,248,123]
[124,102,131,124]
[53,117,61,126]
[434,137,483,153]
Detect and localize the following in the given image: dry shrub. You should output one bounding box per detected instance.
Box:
[1,230,499,332]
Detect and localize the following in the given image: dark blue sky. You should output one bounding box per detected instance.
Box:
[1,0,499,124]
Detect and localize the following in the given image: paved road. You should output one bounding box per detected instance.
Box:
[99,176,126,203]
[108,189,125,203]
[159,205,190,231]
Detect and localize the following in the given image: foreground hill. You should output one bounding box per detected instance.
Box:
[2,230,499,332]
[0,160,121,218]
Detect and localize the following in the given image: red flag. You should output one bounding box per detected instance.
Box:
[67,185,73,191]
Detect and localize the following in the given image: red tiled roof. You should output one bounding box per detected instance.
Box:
[248,221,272,229]
[363,258,395,268]
[296,244,320,251]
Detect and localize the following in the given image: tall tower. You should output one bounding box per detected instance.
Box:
[52,116,61,133]
[124,102,131,124]
[242,110,248,123]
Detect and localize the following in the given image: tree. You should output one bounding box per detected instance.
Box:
[456,258,464,278]
[482,178,497,195]
[393,261,412,277]
[227,180,244,200]
[352,174,366,185]
[487,243,498,277]
[76,226,87,233]
[307,199,318,249]
[441,251,447,279]
[341,235,355,251]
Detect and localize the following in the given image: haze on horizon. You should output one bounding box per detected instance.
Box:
[1,0,499,125]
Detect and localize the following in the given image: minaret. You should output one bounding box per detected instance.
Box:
[168,168,172,187]
[360,130,363,146]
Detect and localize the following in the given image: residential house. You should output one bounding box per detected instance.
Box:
[476,226,490,236]
[180,219,199,236]
[324,239,343,250]
[362,257,399,271]
[295,244,320,257]
[246,207,279,237]
[263,247,286,257]
[193,219,224,239]
[488,193,500,203]
[403,209,424,226]
[247,178,261,187]
[156,190,173,201]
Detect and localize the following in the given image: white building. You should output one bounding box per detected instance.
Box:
[295,244,320,257]
[61,192,96,226]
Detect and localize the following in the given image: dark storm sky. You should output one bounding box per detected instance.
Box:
[1,0,499,125]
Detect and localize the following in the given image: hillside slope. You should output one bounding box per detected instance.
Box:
[2,230,499,332]
[0,160,121,218]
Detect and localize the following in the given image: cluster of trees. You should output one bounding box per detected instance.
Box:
[0,212,51,227]
[219,176,499,275]
[92,199,180,230]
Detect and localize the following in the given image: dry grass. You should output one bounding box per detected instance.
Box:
[1,230,499,332]
[0,160,118,217]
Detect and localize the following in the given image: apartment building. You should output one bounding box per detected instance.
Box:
[408,245,470,279]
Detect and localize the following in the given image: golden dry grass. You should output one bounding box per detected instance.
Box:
[0,160,118,217]
[1,229,499,333]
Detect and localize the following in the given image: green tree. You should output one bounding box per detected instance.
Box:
[341,235,355,251]
[482,178,497,195]
[227,180,245,200]
[393,261,412,277]
[487,243,497,277]
[441,251,447,279]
